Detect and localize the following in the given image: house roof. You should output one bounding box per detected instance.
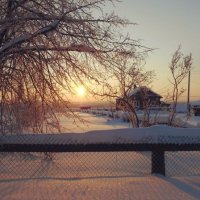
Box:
[128,86,162,98]
[116,86,162,100]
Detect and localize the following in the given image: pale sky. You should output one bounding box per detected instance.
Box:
[113,0,200,102]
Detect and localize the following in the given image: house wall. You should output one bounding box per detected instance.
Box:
[116,91,162,111]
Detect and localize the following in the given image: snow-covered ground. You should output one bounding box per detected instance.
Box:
[0,176,200,200]
[0,113,200,199]
[1,112,200,144]
[57,112,130,133]
[84,109,200,128]
[1,124,200,144]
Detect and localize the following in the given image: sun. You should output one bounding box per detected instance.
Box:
[76,85,86,97]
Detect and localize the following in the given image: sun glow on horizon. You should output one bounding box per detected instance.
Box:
[76,85,86,97]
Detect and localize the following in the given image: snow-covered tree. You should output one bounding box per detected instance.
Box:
[0,0,149,134]
[168,46,192,126]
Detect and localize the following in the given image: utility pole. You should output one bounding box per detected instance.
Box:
[187,70,191,115]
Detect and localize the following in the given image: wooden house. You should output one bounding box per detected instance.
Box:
[116,86,163,110]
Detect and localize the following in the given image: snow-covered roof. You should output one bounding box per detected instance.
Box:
[128,86,162,98]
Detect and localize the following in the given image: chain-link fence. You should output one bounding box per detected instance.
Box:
[0,142,200,180]
[0,137,200,200]
[0,151,152,180]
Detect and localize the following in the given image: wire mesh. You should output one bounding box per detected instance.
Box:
[0,145,200,200]
[0,152,151,180]
[1,149,200,179]
[165,151,200,176]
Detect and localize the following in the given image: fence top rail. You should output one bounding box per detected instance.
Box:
[1,143,200,152]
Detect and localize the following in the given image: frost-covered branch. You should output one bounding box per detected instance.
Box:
[168,46,192,126]
[0,0,150,134]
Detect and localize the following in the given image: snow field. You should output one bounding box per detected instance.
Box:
[84,109,200,128]
[0,176,199,200]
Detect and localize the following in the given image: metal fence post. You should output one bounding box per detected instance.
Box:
[151,150,165,176]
